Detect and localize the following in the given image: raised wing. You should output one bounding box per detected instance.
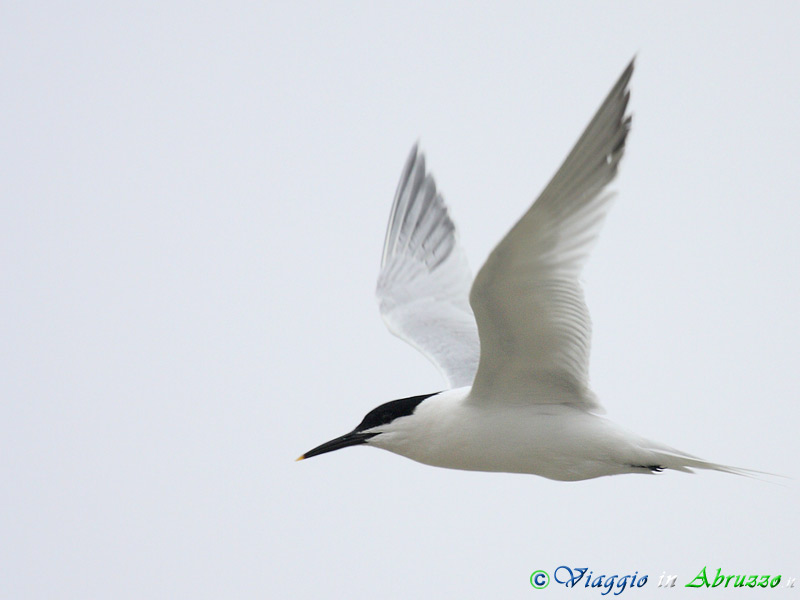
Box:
[469,60,634,410]
[377,146,480,388]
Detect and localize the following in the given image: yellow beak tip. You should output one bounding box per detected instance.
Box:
[295,455,305,462]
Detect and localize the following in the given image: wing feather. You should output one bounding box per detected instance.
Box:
[469,60,635,409]
[377,146,480,388]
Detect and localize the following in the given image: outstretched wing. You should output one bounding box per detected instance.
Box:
[469,60,634,410]
[377,146,480,389]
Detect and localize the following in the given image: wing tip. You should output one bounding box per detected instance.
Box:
[381,143,464,276]
[617,56,635,94]
[381,143,426,267]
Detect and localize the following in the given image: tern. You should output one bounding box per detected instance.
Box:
[298,60,752,481]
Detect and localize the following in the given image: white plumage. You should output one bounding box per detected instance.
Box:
[377,146,479,389]
[301,60,761,481]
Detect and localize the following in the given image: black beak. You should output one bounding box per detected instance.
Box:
[296,431,377,461]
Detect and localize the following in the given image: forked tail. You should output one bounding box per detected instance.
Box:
[639,442,779,480]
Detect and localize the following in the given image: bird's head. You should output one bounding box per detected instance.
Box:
[296,392,437,461]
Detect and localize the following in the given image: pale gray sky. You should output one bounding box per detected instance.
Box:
[2,2,799,599]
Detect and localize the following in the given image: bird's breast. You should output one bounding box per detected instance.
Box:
[379,396,633,481]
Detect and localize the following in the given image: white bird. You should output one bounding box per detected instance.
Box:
[298,60,753,481]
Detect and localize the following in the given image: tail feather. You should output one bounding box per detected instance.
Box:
[646,445,782,481]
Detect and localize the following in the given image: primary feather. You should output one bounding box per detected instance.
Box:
[376,146,479,388]
[468,60,634,410]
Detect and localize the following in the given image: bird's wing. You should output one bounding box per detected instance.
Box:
[469,60,634,410]
[377,146,480,389]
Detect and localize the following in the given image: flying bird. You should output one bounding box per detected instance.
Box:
[298,60,753,481]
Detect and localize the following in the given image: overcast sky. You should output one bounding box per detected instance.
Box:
[2,2,799,599]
